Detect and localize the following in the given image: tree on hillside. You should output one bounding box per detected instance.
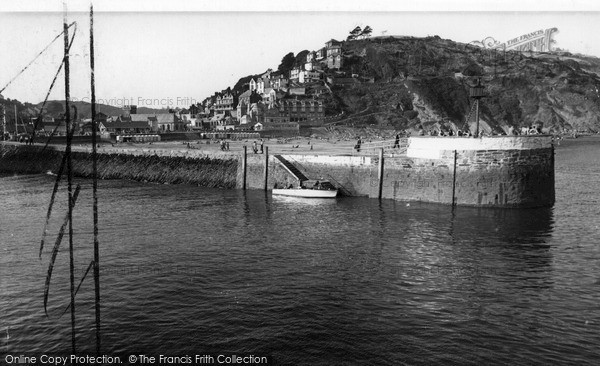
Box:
[278,52,295,74]
[347,26,362,41]
[360,26,373,39]
[294,50,309,67]
[233,74,262,93]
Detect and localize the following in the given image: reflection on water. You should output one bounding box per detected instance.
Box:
[1,138,600,364]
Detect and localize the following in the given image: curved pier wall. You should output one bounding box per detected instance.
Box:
[379,148,554,207]
[2,135,555,207]
[253,136,555,208]
[0,144,238,188]
[406,136,555,207]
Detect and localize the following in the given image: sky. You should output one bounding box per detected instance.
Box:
[1,0,600,109]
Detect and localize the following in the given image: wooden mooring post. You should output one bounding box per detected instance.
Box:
[263,146,269,191]
[377,148,384,199]
[242,145,247,190]
[451,150,458,207]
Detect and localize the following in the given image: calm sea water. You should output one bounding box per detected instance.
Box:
[1,138,600,365]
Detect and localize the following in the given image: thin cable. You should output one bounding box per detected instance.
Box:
[63,10,77,354]
[0,23,76,95]
[31,22,78,147]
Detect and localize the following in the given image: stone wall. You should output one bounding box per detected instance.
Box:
[237,154,311,190]
[381,156,455,204]
[0,143,238,188]
[239,136,555,207]
[451,148,555,207]
[2,135,555,208]
[379,147,554,207]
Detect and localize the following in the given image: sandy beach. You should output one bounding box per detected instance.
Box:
[90,135,401,157]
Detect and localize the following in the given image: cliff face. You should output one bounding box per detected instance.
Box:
[332,36,600,133]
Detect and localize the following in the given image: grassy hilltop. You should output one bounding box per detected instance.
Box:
[317,36,600,134]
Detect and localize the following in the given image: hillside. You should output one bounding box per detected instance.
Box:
[35,100,166,119]
[5,34,600,135]
[0,97,165,133]
[325,36,600,133]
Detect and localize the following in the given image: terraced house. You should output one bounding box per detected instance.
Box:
[214,92,236,114]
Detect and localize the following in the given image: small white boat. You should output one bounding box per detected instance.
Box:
[272,188,338,198]
[272,179,338,198]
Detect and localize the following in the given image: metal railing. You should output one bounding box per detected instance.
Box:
[273,155,307,184]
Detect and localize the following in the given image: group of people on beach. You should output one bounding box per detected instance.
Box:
[412,123,545,137]
[509,125,543,135]
[220,140,230,151]
[252,139,264,154]
[181,138,268,153]
[15,134,35,145]
[419,129,473,137]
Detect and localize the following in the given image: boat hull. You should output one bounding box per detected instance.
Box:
[272,189,338,198]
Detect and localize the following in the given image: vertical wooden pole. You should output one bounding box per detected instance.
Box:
[263,146,269,191]
[89,4,101,355]
[452,150,457,207]
[550,143,555,204]
[63,7,76,354]
[242,145,247,190]
[14,105,18,136]
[377,148,384,199]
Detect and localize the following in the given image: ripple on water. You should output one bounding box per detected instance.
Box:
[2,140,600,364]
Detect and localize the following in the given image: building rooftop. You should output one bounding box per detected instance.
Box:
[104,121,151,129]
